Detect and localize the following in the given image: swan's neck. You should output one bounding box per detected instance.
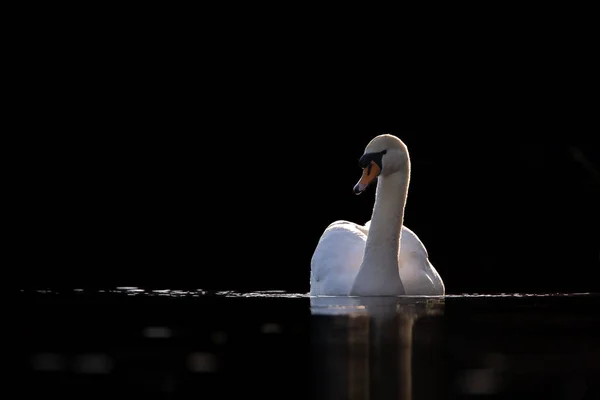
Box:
[365,170,409,267]
[350,169,409,296]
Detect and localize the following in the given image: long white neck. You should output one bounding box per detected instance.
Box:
[349,168,409,296]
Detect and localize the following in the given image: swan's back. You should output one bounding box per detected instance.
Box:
[310,221,366,296]
[397,225,445,295]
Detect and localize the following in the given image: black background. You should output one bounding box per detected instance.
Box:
[12,19,599,295]
[18,108,599,295]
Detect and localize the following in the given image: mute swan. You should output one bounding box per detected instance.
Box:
[310,134,445,296]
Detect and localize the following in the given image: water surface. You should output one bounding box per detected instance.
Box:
[15,289,600,399]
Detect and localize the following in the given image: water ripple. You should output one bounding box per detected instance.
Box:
[19,288,597,298]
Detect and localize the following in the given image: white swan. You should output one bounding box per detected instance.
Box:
[310,134,445,296]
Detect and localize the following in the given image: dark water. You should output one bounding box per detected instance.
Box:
[15,289,600,399]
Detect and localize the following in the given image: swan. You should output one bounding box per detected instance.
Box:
[310,134,445,296]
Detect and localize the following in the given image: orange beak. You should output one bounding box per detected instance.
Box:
[353,161,380,195]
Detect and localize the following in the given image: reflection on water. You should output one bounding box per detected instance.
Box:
[311,296,445,400]
[14,289,600,399]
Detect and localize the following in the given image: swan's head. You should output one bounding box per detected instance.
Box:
[353,134,409,195]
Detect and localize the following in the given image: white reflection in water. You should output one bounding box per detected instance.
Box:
[142,326,172,338]
[261,323,282,334]
[187,352,217,373]
[310,296,445,400]
[72,353,113,374]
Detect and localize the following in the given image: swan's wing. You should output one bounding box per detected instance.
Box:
[399,254,445,295]
[399,226,445,295]
[400,225,429,258]
[310,221,366,296]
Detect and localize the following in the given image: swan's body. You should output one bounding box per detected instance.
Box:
[310,134,445,296]
[310,221,444,296]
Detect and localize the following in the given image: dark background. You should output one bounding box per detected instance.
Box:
[12,15,598,295]
[18,111,599,294]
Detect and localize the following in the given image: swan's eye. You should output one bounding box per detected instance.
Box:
[366,163,372,175]
[359,149,387,172]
